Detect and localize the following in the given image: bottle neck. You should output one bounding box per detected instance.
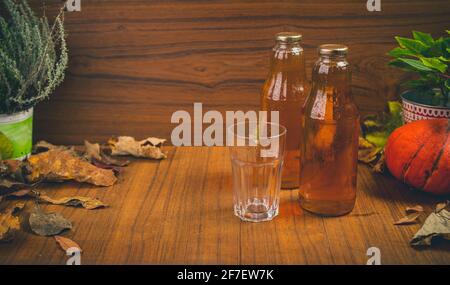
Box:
[311,54,351,99]
[318,54,348,64]
[270,42,304,71]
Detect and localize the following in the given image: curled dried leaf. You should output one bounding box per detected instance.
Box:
[0,160,29,183]
[91,161,122,175]
[84,140,102,161]
[55,235,82,252]
[406,205,424,214]
[26,149,117,186]
[0,202,25,242]
[358,136,375,149]
[0,179,29,193]
[38,194,108,210]
[435,201,449,213]
[29,207,72,236]
[372,153,385,173]
[411,209,450,247]
[108,136,166,159]
[84,140,129,167]
[394,211,422,225]
[358,147,382,164]
[358,137,385,172]
[34,141,68,152]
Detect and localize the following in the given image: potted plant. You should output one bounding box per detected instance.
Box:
[0,0,68,159]
[388,30,449,123]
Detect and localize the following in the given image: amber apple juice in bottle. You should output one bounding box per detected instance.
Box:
[261,32,309,189]
[298,44,359,216]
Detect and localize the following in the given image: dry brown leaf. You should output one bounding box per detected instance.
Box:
[0,179,30,197]
[26,149,117,186]
[358,137,385,172]
[38,194,108,210]
[29,206,72,236]
[34,140,68,152]
[358,147,382,164]
[358,136,375,149]
[411,209,450,246]
[372,153,385,173]
[0,202,25,242]
[406,205,424,214]
[54,235,82,252]
[394,211,422,225]
[84,140,129,167]
[84,140,102,161]
[435,201,450,213]
[108,136,166,159]
[0,159,30,184]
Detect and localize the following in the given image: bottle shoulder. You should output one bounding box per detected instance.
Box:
[305,89,359,122]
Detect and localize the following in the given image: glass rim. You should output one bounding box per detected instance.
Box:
[227,121,287,140]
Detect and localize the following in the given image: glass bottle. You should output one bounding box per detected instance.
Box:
[261,32,309,189]
[298,44,359,216]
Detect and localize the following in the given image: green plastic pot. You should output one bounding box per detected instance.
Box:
[0,108,33,160]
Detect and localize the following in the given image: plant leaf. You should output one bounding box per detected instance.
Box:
[419,57,448,73]
[394,211,422,225]
[397,58,434,72]
[412,31,435,47]
[358,146,382,164]
[0,202,25,242]
[435,201,449,213]
[372,153,385,173]
[108,136,166,159]
[395,36,428,54]
[0,178,30,196]
[54,235,82,252]
[26,149,117,187]
[84,140,129,167]
[365,131,389,148]
[29,207,72,236]
[387,47,416,58]
[410,209,450,246]
[37,194,108,210]
[406,205,424,214]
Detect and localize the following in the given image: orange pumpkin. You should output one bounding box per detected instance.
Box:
[385,119,449,195]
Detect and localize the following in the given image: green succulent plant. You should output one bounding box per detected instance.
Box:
[0,0,68,114]
[388,30,450,107]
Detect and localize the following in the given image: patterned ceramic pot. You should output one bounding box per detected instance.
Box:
[401,91,450,123]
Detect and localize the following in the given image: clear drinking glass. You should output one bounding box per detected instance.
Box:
[228,121,287,222]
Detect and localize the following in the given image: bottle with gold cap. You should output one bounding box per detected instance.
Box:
[261,32,309,189]
[299,44,359,216]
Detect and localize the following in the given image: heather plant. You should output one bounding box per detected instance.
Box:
[0,0,68,114]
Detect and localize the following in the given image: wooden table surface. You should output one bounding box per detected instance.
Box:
[1,146,449,265]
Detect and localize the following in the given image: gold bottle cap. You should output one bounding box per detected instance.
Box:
[275,32,302,43]
[319,44,348,56]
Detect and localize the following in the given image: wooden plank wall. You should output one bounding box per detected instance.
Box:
[32,0,450,144]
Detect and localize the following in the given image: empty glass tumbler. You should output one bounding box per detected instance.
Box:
[228,121,287,222]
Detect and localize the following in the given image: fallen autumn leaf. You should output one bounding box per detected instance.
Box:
[37,194,108,210]
[29,206,72,236]
[54,235,82,252]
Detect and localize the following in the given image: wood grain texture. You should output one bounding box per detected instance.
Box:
[0,147,449,265]
[31,0,450,144]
